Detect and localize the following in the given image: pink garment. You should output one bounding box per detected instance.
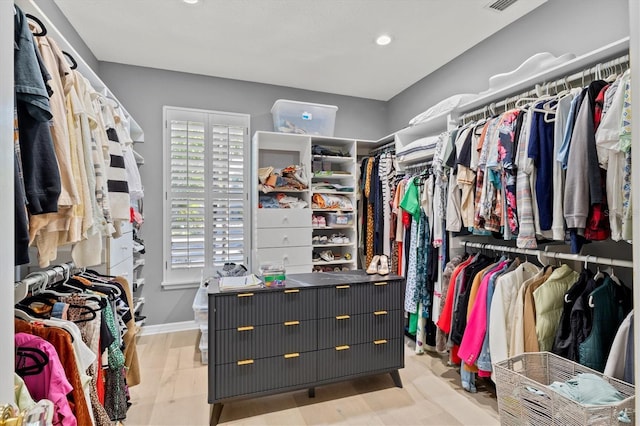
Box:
[458,261,509,365]
[15,332,77,426]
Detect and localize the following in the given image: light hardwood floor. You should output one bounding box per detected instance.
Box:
[124,330,500,426]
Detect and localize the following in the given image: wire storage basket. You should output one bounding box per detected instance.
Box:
[493,352,635,425]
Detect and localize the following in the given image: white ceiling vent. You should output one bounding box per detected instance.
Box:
[485,0,519,12]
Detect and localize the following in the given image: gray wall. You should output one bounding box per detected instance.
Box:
[98,62,387,325]
[387,0,631,132]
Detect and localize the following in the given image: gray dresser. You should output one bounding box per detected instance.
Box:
[207,271,405,424]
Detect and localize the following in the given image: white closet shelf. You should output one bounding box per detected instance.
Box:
[313,208,355,212]
[313,173,353,179]
[133,297,145,314]
[263,188,307,193]
[133,278,145,292]
[313,225,353,230]
[393,37,630,143]
[312,155,354,163]
[312,190,354,195]
[312,243,356,248]
[312,259,356,266]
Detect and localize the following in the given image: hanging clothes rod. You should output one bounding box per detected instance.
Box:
[15,262,76,290]
[368,140,395,156]
[462,241,634,269]
[404,160,432,171]
[458,53,630,124]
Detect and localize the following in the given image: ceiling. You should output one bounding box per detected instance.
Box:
[54,0,547,101]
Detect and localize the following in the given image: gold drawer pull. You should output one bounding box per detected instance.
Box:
[237,326,254,332]
[237,293,254,298]
[284,352,300,359]
[237,359,254,366]
[374,339,388,345]
[374,310,388,316]
[335,315,350,320]
[284,321,300,326]
[284,289,299,294]
[374,281,388,286]
[335,345,350,351]
[336,285,350,289]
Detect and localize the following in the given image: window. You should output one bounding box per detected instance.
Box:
[163,107,250,288]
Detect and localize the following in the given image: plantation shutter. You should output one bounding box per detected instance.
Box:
[164,108,250,287]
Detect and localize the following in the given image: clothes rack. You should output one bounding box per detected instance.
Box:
[462,241,633,269]
[15,262,76,293]
[404,161,432,174]
[368,140,395,156]
[458,53,630,124]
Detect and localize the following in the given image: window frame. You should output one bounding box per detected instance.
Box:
[162,106,251,289]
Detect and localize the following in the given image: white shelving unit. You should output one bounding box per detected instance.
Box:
[251,132,358,274]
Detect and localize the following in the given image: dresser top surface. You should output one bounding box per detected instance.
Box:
[208,270,403,295]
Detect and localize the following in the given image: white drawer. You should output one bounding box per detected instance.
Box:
[257,209,310,228]
[109,256,134,292]
[257,246,311,268]
[286,264,313,274]
[109,233,133,266]
[120,220,133,234]
[257,227,311,248]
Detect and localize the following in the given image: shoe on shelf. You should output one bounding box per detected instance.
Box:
[319,235,328,244]
[329,234,343,244]
[312,215,319,228]
[333,267,341,272]
[344,253,352,260]
[366,255,380,275]
[312,235,320,245]
[340,234,350,244]
[313,252,321,262]
[378,254,390,276]
[317,216,327,227]
[319,250,334,262]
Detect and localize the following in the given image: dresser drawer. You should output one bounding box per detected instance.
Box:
[317,338,403,382]
[108,233,132,266]
[317,310,404,349]
[257,227,312,248]
[256,246,311,269]
[215,320,317,365]
[257,209,311,229]
[214,351,317,400]
[213,288,317,329]
[109,256,133,283]
[317,280,403,318]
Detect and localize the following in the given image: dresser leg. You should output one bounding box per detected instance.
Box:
[308,387,316,398]
[210,403,223,426]
[390,370,403,388]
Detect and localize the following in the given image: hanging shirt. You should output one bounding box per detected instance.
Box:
[528,100,557,231]
[15,332,77,426]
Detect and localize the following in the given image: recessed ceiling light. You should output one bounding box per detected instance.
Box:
[376,34,392,46]
[183,0,199,4]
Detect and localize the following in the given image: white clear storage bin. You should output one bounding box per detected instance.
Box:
[271,99,338,136]
[192,284,208,325]
[199,341,208,365]
[199,324,208,349]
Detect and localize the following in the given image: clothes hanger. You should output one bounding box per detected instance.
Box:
[74,270,123,297]
[14,306,42,323]
[15,347,49,377]
[25,13,47,36]
[62,51,78,70]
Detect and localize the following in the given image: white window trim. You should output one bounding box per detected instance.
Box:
[162,106,251,289]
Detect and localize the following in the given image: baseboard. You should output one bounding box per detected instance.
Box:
[138,320,200,336]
